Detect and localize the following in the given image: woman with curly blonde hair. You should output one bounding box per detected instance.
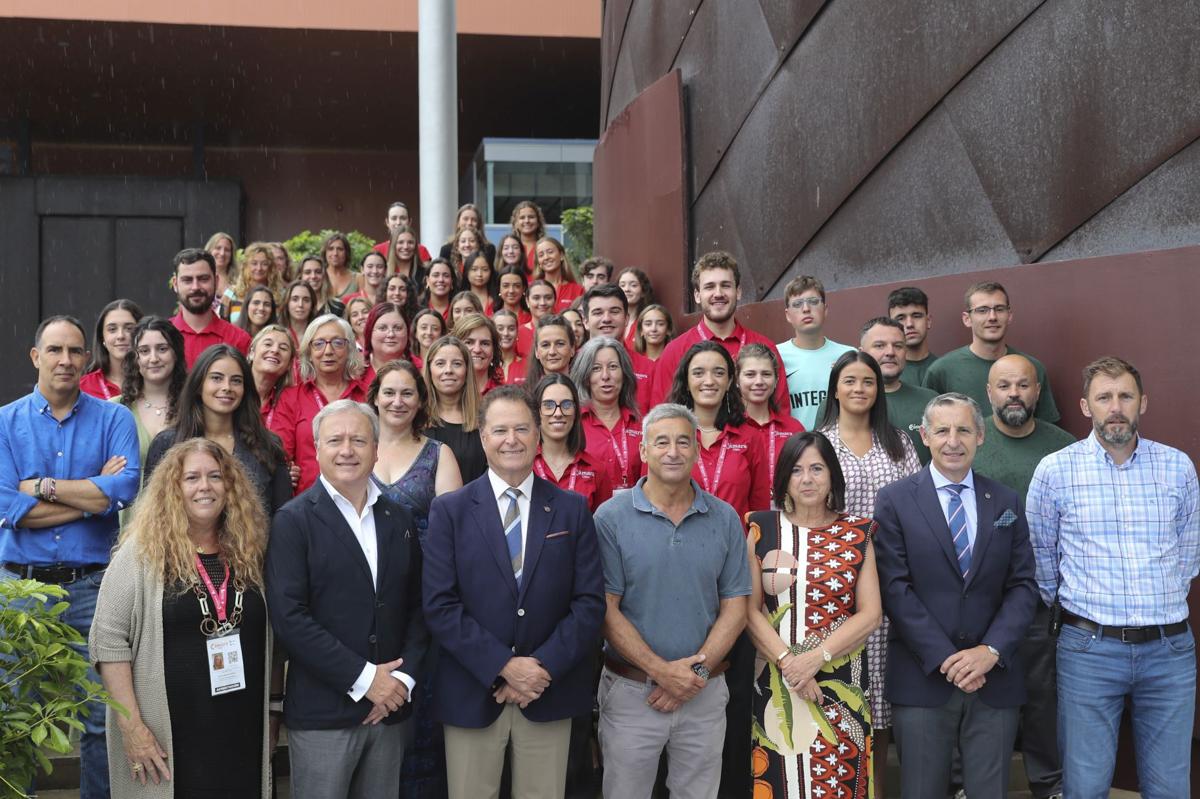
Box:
[226,242,285,322]
[91,438,278,798]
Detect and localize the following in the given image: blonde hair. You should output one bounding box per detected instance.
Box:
[235,242,285,301]
[533,236,578,284]
[248,323,295,393]
[423,335,479,432]
[298,314,364,383]
[118,438,267,593]
[205,232,238,276]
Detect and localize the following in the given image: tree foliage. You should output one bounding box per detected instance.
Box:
[561,206,594,266]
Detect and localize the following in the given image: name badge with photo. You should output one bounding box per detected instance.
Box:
[206,630,247,696]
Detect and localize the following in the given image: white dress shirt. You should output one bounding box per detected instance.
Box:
[319,475,416,700]
[488,468,537,558]
[930,465,978,548]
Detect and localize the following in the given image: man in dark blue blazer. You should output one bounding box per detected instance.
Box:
[873,393,1037,799]
[266,400,428,799]
[423,385,605,799]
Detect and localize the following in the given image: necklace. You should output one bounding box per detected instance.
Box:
[142,399,168,416]
[698,426,718,433]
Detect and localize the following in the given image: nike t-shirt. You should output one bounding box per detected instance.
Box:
[776,337,856,430]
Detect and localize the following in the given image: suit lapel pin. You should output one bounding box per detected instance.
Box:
[543,505,551,513]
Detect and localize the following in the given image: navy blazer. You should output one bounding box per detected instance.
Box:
[422,473,605,728]
[265,482,429,729]
[873,467,1036,709]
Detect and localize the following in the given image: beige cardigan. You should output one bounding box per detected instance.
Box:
[89,542,272,798]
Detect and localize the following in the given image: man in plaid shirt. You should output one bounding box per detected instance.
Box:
[1027,356,1199,799]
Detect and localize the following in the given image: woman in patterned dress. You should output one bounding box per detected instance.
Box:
[747,431,882,799]
[815,351,920,797]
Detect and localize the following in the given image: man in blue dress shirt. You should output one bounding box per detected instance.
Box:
[0,315,141,798]
[1028,356,1199,799]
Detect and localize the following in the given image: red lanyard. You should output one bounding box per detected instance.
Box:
[195,554,231,623]
[696,436,731,494]
[607,423,630,485]
[264,399,276,429]
[534,455,580,493]
[99,378,115,400]
[768,422,781,486]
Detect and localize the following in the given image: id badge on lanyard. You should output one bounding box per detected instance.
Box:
[196,554,247,696]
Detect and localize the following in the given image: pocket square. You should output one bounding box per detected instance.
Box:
[995,509,1018,528]
[545,530,571,540]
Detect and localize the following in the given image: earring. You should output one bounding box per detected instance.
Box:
[782,495,795,513]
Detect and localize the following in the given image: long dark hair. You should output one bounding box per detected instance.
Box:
[278,279,318,332]
[234,284,277,335]
[368,359,429,439]
[120,316,187,421]
[816,350,907,462]
[666,341,746,428]
[772,431,846,512]
[532,374,584,456]
[495,264,530,315]
[523,313,574,388]
[385,273,421,323]
[172,345,285,471]
[420,258,458,307]
[88,299,144,376]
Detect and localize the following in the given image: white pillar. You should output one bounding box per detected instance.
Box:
[418,0,458,250]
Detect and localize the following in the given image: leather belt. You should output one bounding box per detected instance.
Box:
[1062,611,1188,644]
[3,562,105,585]
[604,656,729,684]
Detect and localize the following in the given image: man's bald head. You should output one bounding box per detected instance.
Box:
[986,354,1041,430]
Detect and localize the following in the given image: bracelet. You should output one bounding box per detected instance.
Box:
[775,649,790,666]
[45,478,58,503]
[32,476,43,501]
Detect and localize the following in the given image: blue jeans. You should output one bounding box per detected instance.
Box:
[2,566,110,799]
[1056,621,1196,799]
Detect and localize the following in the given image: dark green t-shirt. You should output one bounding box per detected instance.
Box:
[884,381,938,465]
[974,416,1076,499]
[900,352,937,387]
[922,345,1060,423]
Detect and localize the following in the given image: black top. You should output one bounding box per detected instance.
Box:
[162,554,266,798]
[145,430,292,517]
[426,421,487,483]
[439,241,497,267]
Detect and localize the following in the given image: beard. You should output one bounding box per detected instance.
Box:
[995,400,1033,428]
[180,290,214,314]
[1095,414,1138,446]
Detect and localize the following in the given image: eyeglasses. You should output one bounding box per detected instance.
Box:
[968,304,1009,317]
[787,297,824,310]
[311,338,349,352]
[540,399,576,415]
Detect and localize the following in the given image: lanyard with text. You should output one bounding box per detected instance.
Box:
[534,456,580,493]
[99,379,115,400]
[264,398,276,429]
[696,436,731,495]
[607,423,630,485]
[768,423,784,486]
[194,554,242,636]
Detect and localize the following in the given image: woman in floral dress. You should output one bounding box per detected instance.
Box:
[747,431,882,799]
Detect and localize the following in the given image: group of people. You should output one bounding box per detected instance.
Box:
[0,199,1195,799]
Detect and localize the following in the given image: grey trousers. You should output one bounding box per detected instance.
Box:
[597,667,728,799]
[288,721,407,799]
[893,690,1019,799]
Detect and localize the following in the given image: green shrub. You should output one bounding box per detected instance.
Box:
[561,206,594,266]
[279,229,377,272]
[0,579,114,798]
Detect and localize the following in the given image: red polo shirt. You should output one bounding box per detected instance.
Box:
[502,358,527,385]
[693,422,772,525]
[79,369,120,400]
[743,411,805,489]
[533,448,614,512]
[551,281,584,313]
[171,312,252,369]
[580,405,643,490]
[625,345,655,415]
[269,379,367,494]
[648,318,788,410]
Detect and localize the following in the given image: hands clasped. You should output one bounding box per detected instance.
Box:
[940,646,999,693]
[646,653,708,713]
[494,656,551,708]
[363,657,409,725]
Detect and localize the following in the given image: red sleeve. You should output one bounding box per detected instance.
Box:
[649,339,683,407]
[419,244,432,262]
[743,428,773,516]
[270,386,300,464]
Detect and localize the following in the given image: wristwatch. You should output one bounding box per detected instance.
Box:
[691,663,710,681]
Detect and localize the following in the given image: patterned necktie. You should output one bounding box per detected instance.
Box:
[503,487,523,583]
[945,483,972,577]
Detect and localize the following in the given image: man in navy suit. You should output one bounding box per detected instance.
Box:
[266,399,428,799]
[423,385,605,799]
[873,392,1037,799]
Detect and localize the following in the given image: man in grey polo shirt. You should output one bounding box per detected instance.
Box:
[593,403,750,799]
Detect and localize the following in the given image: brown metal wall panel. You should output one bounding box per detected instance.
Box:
[944,0,1200,261]
[754,0,826,55]
[771,107,1021,294]
[593,70,690,321]
[1041,138,1200,262]
[600,0,635,129]
[689,0,1043,300]
[603,0,701,123]
[675,0,777,197]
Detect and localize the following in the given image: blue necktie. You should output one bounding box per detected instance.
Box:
[503,487,523,584]
[945,483,972,577]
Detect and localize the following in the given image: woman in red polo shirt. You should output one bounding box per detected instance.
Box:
[493,309,526,385]
[81,299,143,400]
[737,342,804,490]
[420,258,456,323]
[531,374,613,512]
[510,201,546,273]
[269,314,366,494]
[533,237,583,313]
[665,340,771,521]
[571,336,643,491]
[410,308,446,367]
[360,301,413,386]
[452,313,502,396]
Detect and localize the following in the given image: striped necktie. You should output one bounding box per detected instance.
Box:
[503,487,523,583]
[945,483,971,577]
